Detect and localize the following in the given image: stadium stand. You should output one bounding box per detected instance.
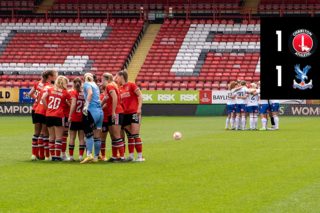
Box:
[0,18,144,89]
[258,0,320,14]
[5,0,316,91]
[51,0,242,14]
[136,19,260,91]
[0,0,44,11]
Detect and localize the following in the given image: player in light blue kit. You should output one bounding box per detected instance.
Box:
[81,73,104,163]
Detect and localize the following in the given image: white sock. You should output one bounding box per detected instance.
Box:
[266,119,269,128]
[62,152,66,157]
[250,116,253,128]
[230,118,235,128]
[254,116,258,128]
[235,116,240,129]
[129,153,134,158]
[261,118,267,128]
[138,153,142,158]
[87,151,92,157]
[242,116,246,129]
[274,116,279,129]
[226,117,230,128]
[70,156,74,159]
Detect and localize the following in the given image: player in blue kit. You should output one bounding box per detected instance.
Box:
[270,100,280,130]
[256,82,269,131]
[246,83,259,130]
[226,81,238,130]
[235,81,248,130]
[81,73,104,164]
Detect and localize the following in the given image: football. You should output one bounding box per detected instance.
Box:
[173,132,182,140]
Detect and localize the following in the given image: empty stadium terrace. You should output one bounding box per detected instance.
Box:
[0,0,319,90]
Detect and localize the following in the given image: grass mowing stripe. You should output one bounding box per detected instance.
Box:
[0,116,319,212]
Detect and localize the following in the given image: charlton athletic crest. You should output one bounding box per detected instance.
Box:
[293,64,313,90]
[288,29,317,58]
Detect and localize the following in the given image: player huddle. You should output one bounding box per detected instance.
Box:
[225,80,280,130]
[29,69,144,163]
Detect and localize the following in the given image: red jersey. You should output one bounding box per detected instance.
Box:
[35,85,53,116]
[69,89,85,122]
[46,87,71,118]
[119,82,139,114]
[104,82,124,117]
[100,93,108,122]
[32,81,51,110]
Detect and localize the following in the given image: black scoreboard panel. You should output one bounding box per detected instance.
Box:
[261,17,320,99]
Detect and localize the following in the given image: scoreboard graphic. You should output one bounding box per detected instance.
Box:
[261,17,320,99]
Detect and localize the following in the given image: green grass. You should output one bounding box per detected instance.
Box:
[1,116,320,213]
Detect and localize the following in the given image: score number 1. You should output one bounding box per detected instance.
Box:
[276,30,282,86]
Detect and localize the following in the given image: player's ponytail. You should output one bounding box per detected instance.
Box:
[117,70,128,83]
[41,70,47,83]
[84,73,94,83]
[73,77,82,92]
[42,69,57,83]
[228,81,237,90]
[55,76,68,91]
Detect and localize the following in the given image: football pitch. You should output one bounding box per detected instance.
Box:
[1,116,320,212]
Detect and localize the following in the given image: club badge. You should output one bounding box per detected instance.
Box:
[288,29,317,58]
[293,64,313,90]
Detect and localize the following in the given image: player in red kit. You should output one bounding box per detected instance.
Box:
[35,82,54,160]
[30,69,57,161]
[115,70,144,162]
[101,73,125,162]
[41,76,71,161]
[68,77,86,162]
[99,84,109,161]
[61,87,71,161]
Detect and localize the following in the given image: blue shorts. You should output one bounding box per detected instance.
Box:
[236,104,247,113]
[259,104,269,114]
[227,104,236,114]
[247,106,259,113]
[270,103,280,112]
[89,109,104,129]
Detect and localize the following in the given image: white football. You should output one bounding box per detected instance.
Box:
[173,132,182,140]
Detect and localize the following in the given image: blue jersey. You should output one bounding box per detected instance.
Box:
[83,82,102,111]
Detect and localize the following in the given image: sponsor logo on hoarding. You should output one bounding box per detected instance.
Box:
[291,106,319,115]
[0,88,20,102]
[19,89,35,103]
[142,91,199,104]
[158,94,175,101]
[180,94,197,101]
[199,91,212,104]
[143,94,153,101]
[0,105,33,114]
